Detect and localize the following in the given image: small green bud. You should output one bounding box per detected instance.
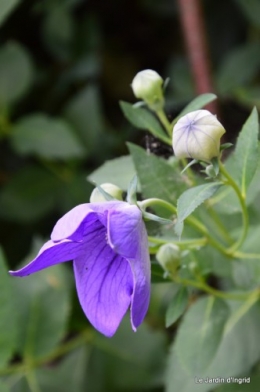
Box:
[205,164,216,178]
[131,69,164,109]
[156,243,181,275]
[172,110,226,162]
[90,183,123,203]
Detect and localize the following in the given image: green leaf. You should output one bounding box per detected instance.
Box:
[87,155,137,191]
[120,101,171,144]
[142,210,172,224]
[172,93,217,125]
[0,42,33,106]
[42,5,74,60]
[216,44,260,95]
[13,256,72,358]
[0,380,10,392]
[126,175,138,204]
[151,262,170,283]
[215,372,259,391]
[166,301,260,392]
[56,172,93,214]
[174,296,229,374]
[36,347,89,392]
[232,108,259,198]
[0,0,21,27]
[0,166,60,222]
[10,114,86,159]
[166,287,189,327]
[91,318,167,390]
[0,248,17,369]
[128,143,188,204]
[5,347,89,392]
[64,86,105,152]
[235,0,260,28]
[175,182,222,236]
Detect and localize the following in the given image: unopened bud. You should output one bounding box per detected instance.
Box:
[131,69,164,109]
[90,183,123,203]
[205,164,216,178]
[156,243,180,274]
[172,110,226,162]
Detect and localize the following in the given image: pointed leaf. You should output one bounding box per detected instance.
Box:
[172,93,217,126]
[233,108,259,197]
[128,143,188,204]
[126,175,138,204]
[174,296,230,374]
[120,101,171,144]
[175,182,222,236]
[216,44,260,95]
[0,42,33,105]
[166,287,189,327]
[87,155,137,191]
[0,0,21,26]
[14,252,72,359]
[166,301,260,392]
[10,114,86,159]
[235,0,260,28]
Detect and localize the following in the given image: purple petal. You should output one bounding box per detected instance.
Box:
[51,204,95,242]
[9,240,84,277]
[107,204,142,258]
[128,220,151,330]
[51,201,126,242]
[73,225,133,337]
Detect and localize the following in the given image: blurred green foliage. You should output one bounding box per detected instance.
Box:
[1,0,260,391]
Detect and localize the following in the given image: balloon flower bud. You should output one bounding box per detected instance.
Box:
[172,110,226,162]
[90,183,123,203]
[156,244,180,275]
[131,69,164,109]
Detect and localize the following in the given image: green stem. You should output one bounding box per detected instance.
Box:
[219,162,249,254]
[0,330,94,376]
[148,236,208,249]
[224,290,260,334]
[139,198,230,257]
[234,251,260,260]
[174,276,255,301]
[156,109,172,136]
[206,207,234,245]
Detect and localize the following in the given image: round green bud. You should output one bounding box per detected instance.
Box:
[172,110,226,162]
[131,69,164,108]
[90,183,123,203]
[205,164,216,178]
[156,243,181,274]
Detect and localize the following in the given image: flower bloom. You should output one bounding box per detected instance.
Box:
[10,201,150,337]
[172,110,226,161]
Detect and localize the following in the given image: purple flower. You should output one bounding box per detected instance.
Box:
[10,201,150,337]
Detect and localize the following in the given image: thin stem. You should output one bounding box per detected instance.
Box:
[139,198,177,214]
[174,275,254,301]
[139,198,230,257]
[156,109,172,136]
[148,235,208,249]
[26,370,41,392]
[0,330,94,376]
[206,207,234,245]
[234,251,260,260]
[219,162,249,254]
[224,290,260,335]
